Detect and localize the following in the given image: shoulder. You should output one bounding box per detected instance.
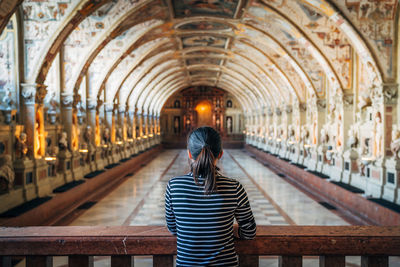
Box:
[168,174,193,186]
[216,175,241,187]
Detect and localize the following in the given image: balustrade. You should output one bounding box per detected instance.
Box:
[0,226,399,267]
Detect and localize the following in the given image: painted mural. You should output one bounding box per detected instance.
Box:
[173,0,240,18]
[253,1,352,90]
[63,0,146,95]
[331,0,398,80]
[177,21,232,31]
[182,35,227,48]
[22,0,79,79]
[0,18,17,110]
[186,57,222,66]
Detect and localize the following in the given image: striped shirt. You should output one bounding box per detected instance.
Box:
[165,173,256,266]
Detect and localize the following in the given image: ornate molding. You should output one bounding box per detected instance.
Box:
[316,99,326,110]
[299,103,307,112]
[267,107,273,116]
[104,102,114,113]
[61,93,73,108]
[21,83,37,105]
[343,93,354,107]
[87,98,97,110]
[285,105,293,114]
[275,107,282,116]
[383,83,398,103]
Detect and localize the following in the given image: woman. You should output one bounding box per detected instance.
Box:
[165,126,256,266]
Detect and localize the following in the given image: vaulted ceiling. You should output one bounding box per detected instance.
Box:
[0,0,397,114]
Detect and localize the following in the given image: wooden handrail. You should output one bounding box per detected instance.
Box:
[0,225,399,255]
[0,226,399,266]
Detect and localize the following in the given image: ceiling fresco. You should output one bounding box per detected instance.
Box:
[172,0,240,18]
[0,0,396,115]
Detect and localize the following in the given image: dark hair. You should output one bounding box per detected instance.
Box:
[187,127,222,195]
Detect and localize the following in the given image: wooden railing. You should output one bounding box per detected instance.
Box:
[0,226,399,267]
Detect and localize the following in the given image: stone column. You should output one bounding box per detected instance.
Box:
[19,83,51,198]
[58,93,74,182]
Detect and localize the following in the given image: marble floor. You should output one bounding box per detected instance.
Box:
[42,149,398,267]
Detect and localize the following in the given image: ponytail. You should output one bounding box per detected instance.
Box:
[187,127,222,195]
[192,145,217,194]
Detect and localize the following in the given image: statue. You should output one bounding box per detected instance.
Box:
[390,126,400,159]
[300,126,309,145]
[347,127,358,149]
[103,127,111,144]
[84,126,93,147]
[15,132,28,159]
[47,92,58,124]
[116,128,123,141]
[320,127,329,145]
[58,132,69,151]
[0,155,14,193]
[2,87,14,110]
[358,90,372,110]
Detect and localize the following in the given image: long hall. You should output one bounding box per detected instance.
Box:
[0,0,400,266]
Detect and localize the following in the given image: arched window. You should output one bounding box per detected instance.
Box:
[226,100,232,108]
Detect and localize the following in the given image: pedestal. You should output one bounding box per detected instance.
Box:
[329,154,344,182]
[34,158,52,197]
[58,150,73,183]
[71,151,84,180]
[342,149,359,184]
[13,158,36,201]
[383,158,399,203]
[306,147,318,172]
[94,147,105,170]
[316,145,327,173]
[365,159,385,198]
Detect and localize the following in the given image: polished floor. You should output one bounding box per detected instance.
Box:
[46,149,398,267]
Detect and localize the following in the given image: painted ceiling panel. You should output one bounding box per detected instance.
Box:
[172,0,240,18]
[1,0,390,114]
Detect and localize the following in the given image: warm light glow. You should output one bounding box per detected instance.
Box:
[127,138,134,142]
[102,144,108,148]
[79,149,88,153]
[115,141,123,145]
[148,134,153,137]
[45,156,57,161]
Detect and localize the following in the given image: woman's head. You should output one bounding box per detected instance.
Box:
[187,127,223,194]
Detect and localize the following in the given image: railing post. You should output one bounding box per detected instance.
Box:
[239,255,258,266]
[69,256,94,267]
[279,256,302,267]
[361,256,388,267]
[111,255,133,267]
[153,255,173,267]
[0,257,11,267]
[319,256,345,267]
[26,256,53,267]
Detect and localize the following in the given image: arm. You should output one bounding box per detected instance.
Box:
[234,182,256,239]
[165,181,177,235]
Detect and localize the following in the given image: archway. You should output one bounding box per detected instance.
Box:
[195,100,213,127]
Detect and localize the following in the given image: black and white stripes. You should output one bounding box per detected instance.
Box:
[165,173,256,266]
